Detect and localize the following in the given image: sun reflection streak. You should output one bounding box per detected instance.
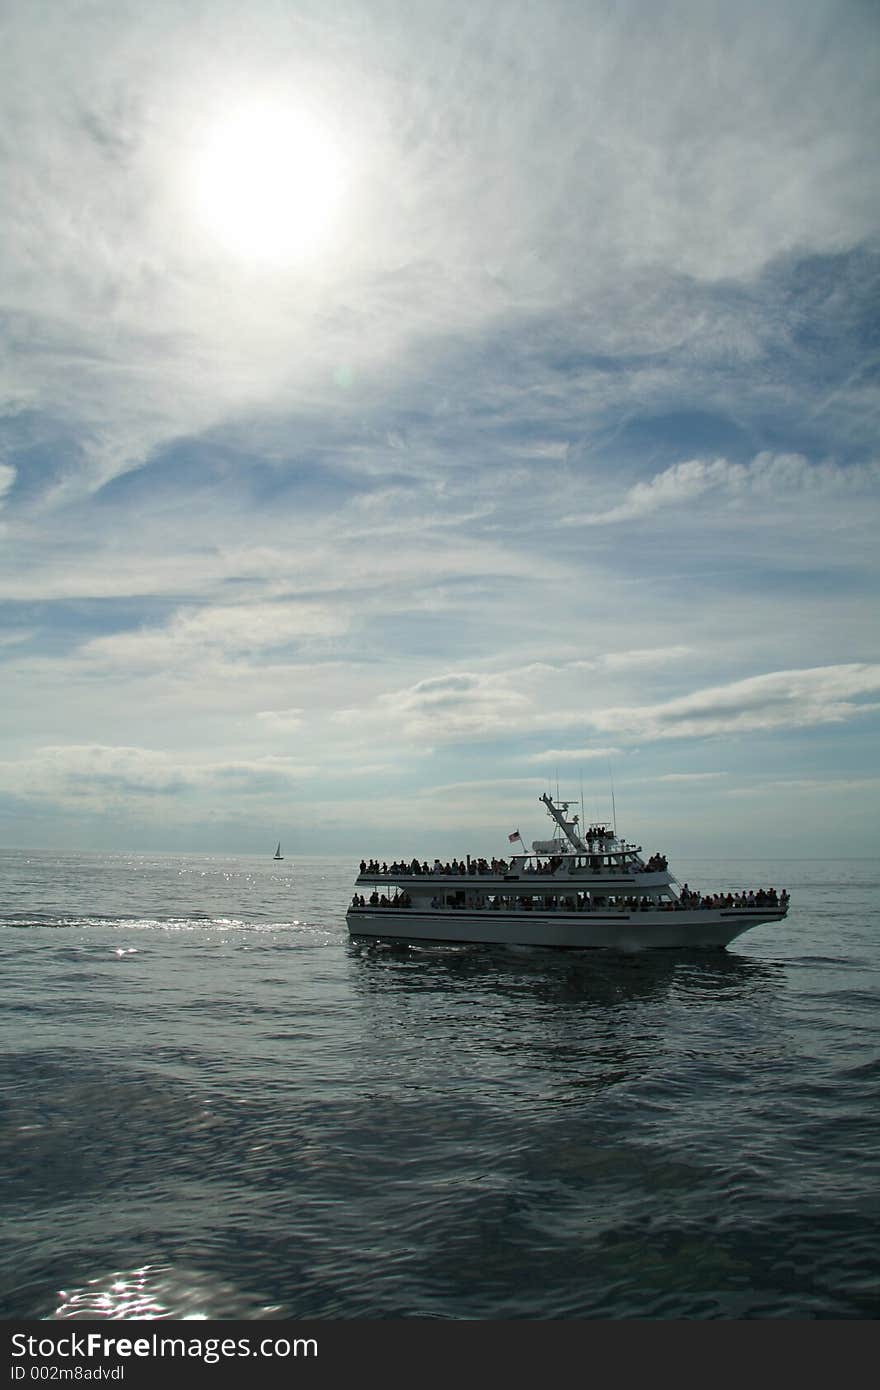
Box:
[56,1264,180,1319]
[54,1262,278,1320]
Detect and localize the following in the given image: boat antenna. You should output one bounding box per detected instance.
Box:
[608,762,617,836]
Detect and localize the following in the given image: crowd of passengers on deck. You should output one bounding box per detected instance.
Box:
[350,886,789,912]
[644,852,668,871]
[358,851,669,878]
[678,885,787,908]
[359,857,512,877]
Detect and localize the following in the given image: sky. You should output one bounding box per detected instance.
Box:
[1,0,878,859]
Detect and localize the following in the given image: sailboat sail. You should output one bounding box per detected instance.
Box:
[274,842,283,860]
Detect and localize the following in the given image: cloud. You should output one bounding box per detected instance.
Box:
[0,464,15,507]
[578,647,694,672]
[587,664,880,740]
[2,0,878,502]
[256,707,306,733]
[0,629,32,648]
[336,670,532,743]
[525,747,622,764]
[200,758,319,792]
[81,601,349,670]
[651,772,725,783]
[725,775,880,797]
[333,655,880,755]
[8,745,192,801]
[563,454,880,525]
[420,777,546,797]
[0,744,320,809]
[0,3,878,854]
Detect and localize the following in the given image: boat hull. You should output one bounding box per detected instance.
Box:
[346,906,786,950]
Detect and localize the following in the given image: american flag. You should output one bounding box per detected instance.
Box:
[508,829,520,843]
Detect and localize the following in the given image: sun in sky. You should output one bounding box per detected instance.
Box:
[190,101,349,265]
[2,1,879,855]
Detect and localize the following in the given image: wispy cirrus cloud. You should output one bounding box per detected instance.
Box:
[525,747,622,764]
[3,0,878,502]
[725,775,880,797]
[587,664,880,741]
[0,464,16,507]
[80,601,349,670]
[575,647,694,672]
[563,454,880,526]
[651,772,726,783]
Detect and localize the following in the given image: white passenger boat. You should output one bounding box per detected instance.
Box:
[346,793,789,950]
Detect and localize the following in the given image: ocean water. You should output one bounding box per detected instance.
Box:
[0,849,878,1321]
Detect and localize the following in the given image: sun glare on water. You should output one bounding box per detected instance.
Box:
[192,104,348,265]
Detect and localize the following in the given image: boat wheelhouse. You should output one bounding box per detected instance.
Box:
[346,793,789,950]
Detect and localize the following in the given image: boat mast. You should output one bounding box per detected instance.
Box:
[539,793,588,852]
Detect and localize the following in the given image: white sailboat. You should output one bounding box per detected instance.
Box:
[273,842,284,860]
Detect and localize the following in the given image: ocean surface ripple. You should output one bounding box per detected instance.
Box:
[1,851,878,1320]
